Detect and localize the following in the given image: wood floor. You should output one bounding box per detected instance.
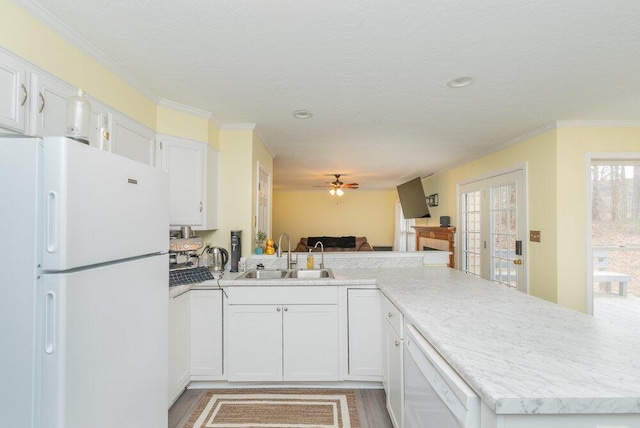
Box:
[168,387,393,428]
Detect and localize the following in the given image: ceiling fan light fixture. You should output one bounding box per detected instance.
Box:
[447,75,475,88]
[293,109,313,119]
[329,188,336,196]
[336,188,344,196]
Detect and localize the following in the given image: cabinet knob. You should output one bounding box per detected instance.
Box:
[395,340,400,347]
[277,307,281,312]
[284,307,288,312]
[388,312,393,318]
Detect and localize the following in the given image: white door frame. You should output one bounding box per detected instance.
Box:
[256,161,272,238]
[585,152,640,315]
[456,163,529,293]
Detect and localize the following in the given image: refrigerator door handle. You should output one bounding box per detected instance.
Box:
[44,291,56,354]
[46,191,57,253]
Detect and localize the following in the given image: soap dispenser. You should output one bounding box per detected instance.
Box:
[307,249,314,269]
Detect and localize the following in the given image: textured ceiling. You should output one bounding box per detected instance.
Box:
[22,0,640,190]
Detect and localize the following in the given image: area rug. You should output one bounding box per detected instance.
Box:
[184,388,361,428]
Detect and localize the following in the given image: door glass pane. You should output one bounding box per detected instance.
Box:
[462,190,481,277]
[490,183,518,288]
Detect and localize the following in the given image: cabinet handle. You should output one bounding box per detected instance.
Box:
[20,83,28,106]
[395,340,400,347]
[388,312,393,318]
[284,306,288,312]
[38,92,45,113]
[199,201,203,212]
[277,307,281,312]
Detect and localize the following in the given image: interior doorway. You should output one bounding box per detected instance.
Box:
[458,168,528,293]
[588,156,640,331]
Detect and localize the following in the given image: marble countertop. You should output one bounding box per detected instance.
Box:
[171,265,640,415]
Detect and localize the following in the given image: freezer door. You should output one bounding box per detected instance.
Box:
[42,137,169,271]
[39,255,168,428]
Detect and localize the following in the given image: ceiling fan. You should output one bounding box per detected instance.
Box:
[315,174,359,196]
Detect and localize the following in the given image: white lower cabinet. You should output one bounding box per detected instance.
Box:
[168,291,190,404]
[190,290,223,378]
[227,286,339,382]
[346,288,382,379]
[381,295,404,428]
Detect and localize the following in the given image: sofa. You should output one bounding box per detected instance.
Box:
[293,236,373,252]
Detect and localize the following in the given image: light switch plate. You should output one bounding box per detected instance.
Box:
[530,230,541,242]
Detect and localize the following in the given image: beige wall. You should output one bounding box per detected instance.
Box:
[273,190,397,248]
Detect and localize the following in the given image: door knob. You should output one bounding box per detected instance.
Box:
[513,259,523,265]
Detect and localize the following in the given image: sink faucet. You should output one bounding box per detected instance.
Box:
[277,233,297,269]
[314,241,325,269]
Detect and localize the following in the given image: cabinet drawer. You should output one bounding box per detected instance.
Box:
[381,294,403,338]
[227,286,337,305]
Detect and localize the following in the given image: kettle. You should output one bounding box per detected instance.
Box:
[208,247,229,272]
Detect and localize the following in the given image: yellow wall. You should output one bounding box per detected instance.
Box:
[273,190,398,248]
[156,106,210,142]
[555,125,640,311]
[0,1,156,129]
[423,128,559,303]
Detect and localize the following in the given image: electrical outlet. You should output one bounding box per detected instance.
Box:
[530,230,541,242]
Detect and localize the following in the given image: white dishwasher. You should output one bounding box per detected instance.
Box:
[404,324,480,428]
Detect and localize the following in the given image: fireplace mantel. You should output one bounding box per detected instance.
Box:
[412,226,456,268]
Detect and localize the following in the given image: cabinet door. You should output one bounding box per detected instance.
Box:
[0,51,29,133]
[159,136,205,227]
[169,292,190,403]
[384,320,404,428]
[227,305,282,381]
[283,304,339,381]
[190,290,223,377]
[111,112,155,165]
[29,72,74,138]
[347,288,382,378]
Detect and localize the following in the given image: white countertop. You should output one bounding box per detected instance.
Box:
[173,265,640,415]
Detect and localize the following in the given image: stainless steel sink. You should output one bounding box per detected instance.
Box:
[288,269,334,279]
[236,269,288,279]
[235,268,334,280]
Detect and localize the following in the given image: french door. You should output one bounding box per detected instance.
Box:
[459,169,527,292]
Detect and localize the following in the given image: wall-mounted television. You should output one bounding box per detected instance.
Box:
[397,177,431,219]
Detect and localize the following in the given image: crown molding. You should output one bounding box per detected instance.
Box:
[158,99,212,119]
[13,0,160,103]
[252,127,276,158]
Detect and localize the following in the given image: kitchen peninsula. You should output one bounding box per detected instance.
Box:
[170,253,640,427]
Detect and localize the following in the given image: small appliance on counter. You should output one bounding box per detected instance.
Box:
[169,235,203,270]
[206,246,229,272]
[230,230,242,272]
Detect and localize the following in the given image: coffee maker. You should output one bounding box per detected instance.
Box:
[169,227,203,270]
[230,230,242,272]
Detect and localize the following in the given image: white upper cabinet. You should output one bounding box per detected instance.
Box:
[0,50,29,133]
[111,113,156,166]
[29,72,74,138]
[158,134,219,230]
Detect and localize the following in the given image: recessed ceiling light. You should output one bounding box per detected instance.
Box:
[447,75,475,88]
[293,110,313,119]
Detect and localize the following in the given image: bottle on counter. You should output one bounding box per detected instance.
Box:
[307,249,314,269]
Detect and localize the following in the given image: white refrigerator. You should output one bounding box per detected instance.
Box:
[0,136,170,428]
